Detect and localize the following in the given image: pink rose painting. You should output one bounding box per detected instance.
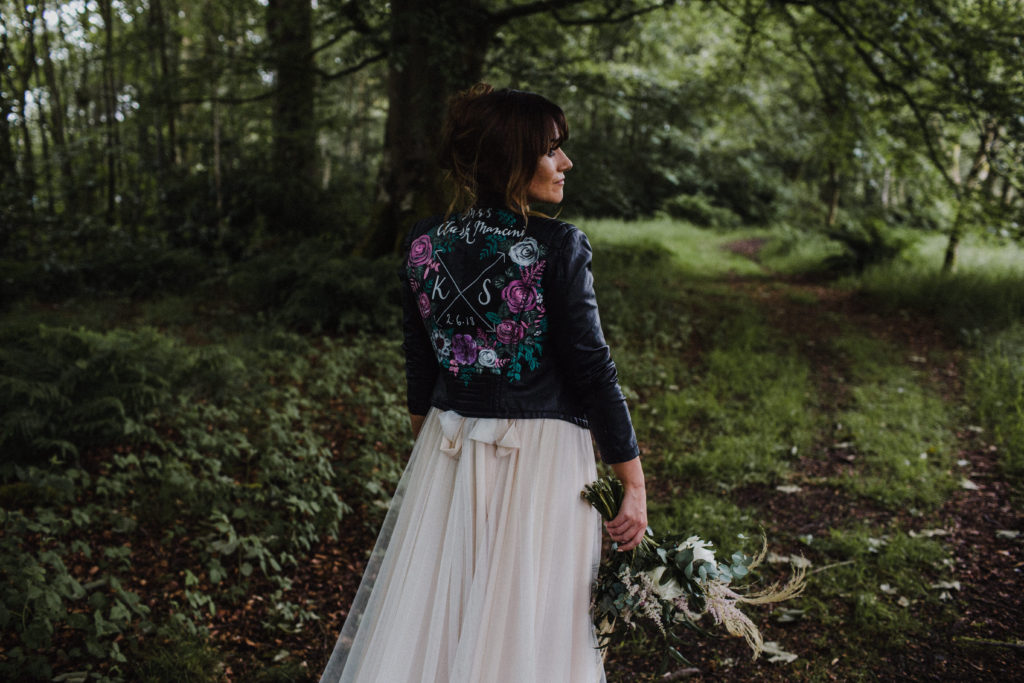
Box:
[408,235,433,267]
[495,320,527,345]
[501,280,537,313]
[417,292,431,318]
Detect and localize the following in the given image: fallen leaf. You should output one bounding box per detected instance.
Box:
[762,641,799,663]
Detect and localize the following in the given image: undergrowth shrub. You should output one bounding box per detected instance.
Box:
[229,240,401,334]
[0,324,238,465]
[824,218,916,274]
[661,193,742,229]
[969,324,1024,485]
[0,324,407,680]
[0,241,212,307]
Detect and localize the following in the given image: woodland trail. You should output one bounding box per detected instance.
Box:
[644,241,1024,681]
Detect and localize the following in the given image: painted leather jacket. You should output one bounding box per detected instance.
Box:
[400,207,638,464]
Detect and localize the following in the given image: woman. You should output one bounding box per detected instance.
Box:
[320,83,646,683]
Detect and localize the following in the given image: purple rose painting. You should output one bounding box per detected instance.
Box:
[452,334,478,365]
[502,280,537,313]
[408,235,433,267]
[495,320,527,345]
[417,292,431,318]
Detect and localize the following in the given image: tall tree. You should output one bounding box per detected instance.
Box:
[361,0,676,256]
[267,0,317,234]
[726,0,1024,270]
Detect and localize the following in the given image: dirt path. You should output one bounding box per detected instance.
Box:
[685,244,1024,681]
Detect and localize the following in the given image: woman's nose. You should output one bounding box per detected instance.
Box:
[559,149,573,171]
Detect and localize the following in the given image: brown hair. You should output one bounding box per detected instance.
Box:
[438,83,569,219]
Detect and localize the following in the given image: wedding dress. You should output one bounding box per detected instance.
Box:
[319,408,606,683]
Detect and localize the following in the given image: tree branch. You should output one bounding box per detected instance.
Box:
[313,51,388,80]
[489,0,593,25]
[551,0,675,26]
[808,3,958,191]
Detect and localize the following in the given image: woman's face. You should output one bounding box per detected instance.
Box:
[527,143,572,205]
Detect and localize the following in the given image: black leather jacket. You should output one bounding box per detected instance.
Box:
[400,207,638,464]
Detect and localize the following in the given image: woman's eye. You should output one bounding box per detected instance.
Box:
[546,148,557,158]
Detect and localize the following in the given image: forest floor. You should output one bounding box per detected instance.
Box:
[160,238,1021,682]
[607,238,1024,681]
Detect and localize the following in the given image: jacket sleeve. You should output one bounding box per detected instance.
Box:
[549,227,639,464]
[399,222,440,415]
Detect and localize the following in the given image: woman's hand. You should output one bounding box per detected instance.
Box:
[606,458,648,552]
[409,413,425,438]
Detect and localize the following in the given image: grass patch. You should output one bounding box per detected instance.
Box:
[758,227,849,275]
[582,216,771,279]
[806,525,953,646]
[652,307,814,486]
[647,491,759,556]
[968,323,1024,484]
[829,333,956,509]
[852,234,1024,334]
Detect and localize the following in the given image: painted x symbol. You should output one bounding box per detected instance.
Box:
[434,252,507,331]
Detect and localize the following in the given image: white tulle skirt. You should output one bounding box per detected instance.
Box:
[319,408,606,683]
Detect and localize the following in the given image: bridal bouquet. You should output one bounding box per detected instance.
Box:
[582,477,806,660]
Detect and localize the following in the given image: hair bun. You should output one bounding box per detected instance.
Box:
[445,82,494,124]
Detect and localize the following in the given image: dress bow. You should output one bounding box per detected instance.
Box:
[438,411,520,460]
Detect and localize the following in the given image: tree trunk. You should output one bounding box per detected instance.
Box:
[13,3,38,208]
[0,28,20,249]
[98,0,118,224]
[266,0,317,235]
[361,0,495,256]
[942,203,964,273]
[41,7,76,215]
[825,161,841,227]
[941,122,997,273]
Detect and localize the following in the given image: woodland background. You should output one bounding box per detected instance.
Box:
[1,1,1023,681]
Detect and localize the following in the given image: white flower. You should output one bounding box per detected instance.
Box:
[677,535,717,566]
[508,237,540,266]
[477,348,498,367]
[431,329,451,358]
[648,566,684,601]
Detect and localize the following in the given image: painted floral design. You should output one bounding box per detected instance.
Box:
[405,208,550,384]
[408,235,433,267]
[508,237,540,266]
[431,329,452,358]
[477,348,498,368]
[495,319,527,344]
[502,280,538,313]
[452,334,478,365]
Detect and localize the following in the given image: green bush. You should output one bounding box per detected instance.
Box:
[661,193,742,229]
[824,218,916,274]
[0,323,408,680]
[969,324,1024,484]
[229,241,401,334]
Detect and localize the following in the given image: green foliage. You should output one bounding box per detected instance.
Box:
[229,240,401,334]
[969,324,1024,484]
[828,334,955,508]
[854,234,1024,334]
[823,218,917,274]
[757,227,848,275]
[808,526,952,644]
[0,325,232,464]
[0,319,408,679]
[660,193,742,229]
[0,240,214,308]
